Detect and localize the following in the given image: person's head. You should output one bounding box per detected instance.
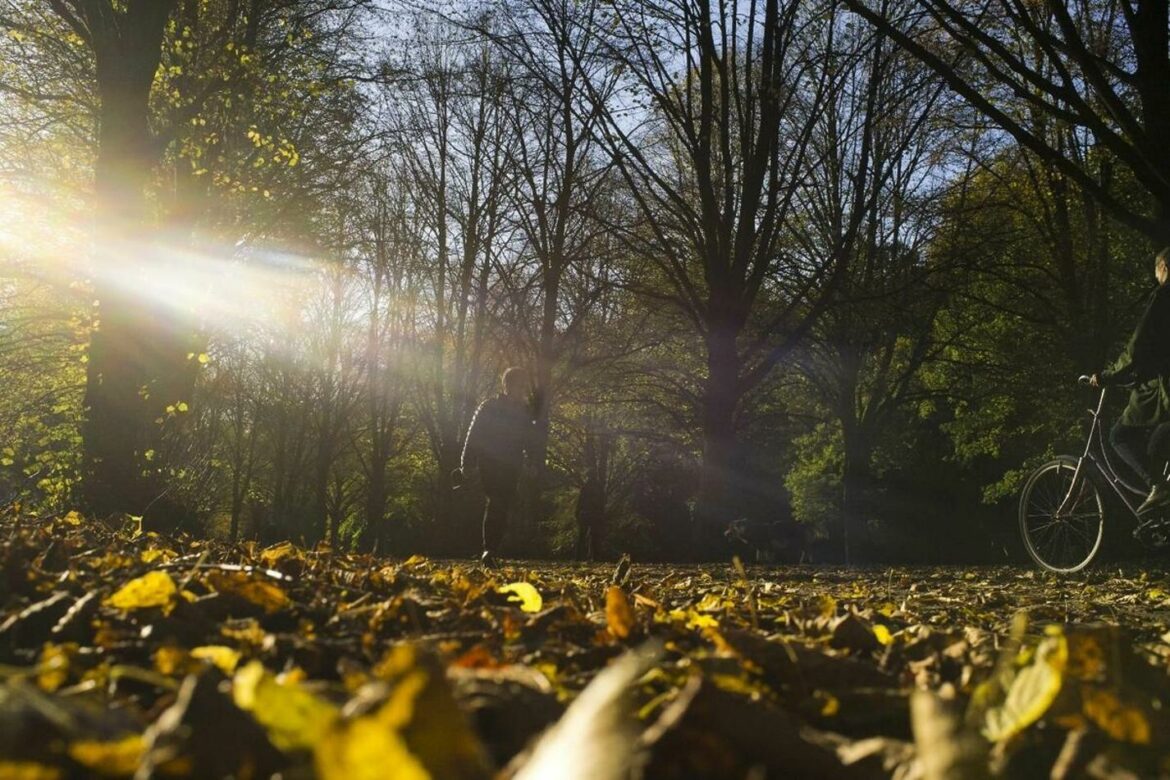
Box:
[501,366,529,398]
[1156,247,1170,286]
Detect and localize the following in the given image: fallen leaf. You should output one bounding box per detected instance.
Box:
[232,660,339,750]
[105,571,178,613]
[984,632,1067,742]
[67,735,144,777]
[498,582,543,613]
[206,571,291,614]
[605,586,635,639]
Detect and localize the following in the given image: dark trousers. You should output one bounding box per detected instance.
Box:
[1149,423,1170,480]
[1112,420,1154,486]
[481,461,520,553]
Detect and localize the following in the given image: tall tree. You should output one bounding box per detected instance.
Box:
[788,19,952,561]
[14,0,373,517]
[42,0,188,517]
[579,0,838,549]
[389,19,518,541]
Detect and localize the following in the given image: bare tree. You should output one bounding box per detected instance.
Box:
[787,19,953,561]
[388,18,518,540]
[843,0,1170,242]
[568,0,842,549]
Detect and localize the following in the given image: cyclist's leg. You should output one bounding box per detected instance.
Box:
[1146,422,1170,480]
[1111,419,1153,485]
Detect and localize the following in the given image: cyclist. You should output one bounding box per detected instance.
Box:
[1090,247,1170,514]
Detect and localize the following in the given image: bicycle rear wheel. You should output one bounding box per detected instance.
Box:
[1019,456,1105,573]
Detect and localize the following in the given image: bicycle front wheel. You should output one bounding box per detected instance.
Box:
[1019,457,1105,573]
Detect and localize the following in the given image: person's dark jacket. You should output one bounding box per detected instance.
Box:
[460,394,534,472]
[1101,283,1170,426]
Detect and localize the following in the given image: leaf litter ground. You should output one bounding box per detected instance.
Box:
[4,513,1170,778]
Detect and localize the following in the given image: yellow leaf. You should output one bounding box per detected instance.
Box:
[1082,687,1151,744]
[686,611,719,630]
[233,661,338,751]
[139,549,169,564]
[497,582,543,613]
[818,691,840,717]
[62,510,83,526]
[153,645,189,676]
[221,618,268,647]
[710,673,763,697]
[315,671,430,780]
[259,541,298,568]
[207,571,290,614]
[37,643,73,693]
[873,624,894,646]
[984,634,1067,741]
[373,644,418,681]
[605,586,635,639]
[0,761,63,780]
[105,571,178,613]
[190,645,241,674]
[403,554,428,567]
[67,735,144,777]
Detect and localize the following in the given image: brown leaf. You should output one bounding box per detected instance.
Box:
[605,586,635,640]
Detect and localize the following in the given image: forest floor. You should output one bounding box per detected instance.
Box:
[3,513,1170,778]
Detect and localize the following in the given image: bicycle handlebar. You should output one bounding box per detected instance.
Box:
[1078,375,1093,385]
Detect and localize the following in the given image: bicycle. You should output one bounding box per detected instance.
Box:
[1018,376,1170,573]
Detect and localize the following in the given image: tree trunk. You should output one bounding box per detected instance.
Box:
[840,415,870,566]
[364,465,387,552]
[694,325,741,558]
[81,1,191,518]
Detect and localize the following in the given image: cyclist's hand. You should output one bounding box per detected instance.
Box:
[1088,374,1100,388]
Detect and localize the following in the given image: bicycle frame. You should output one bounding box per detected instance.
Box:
[1058,387,1147,519]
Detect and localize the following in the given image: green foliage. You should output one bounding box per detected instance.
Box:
[924,152,1151,503]
[784,422,842,536]
[0,274,87,510]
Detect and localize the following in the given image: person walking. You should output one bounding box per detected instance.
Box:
[454,367,536,565]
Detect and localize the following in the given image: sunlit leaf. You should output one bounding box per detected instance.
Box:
[694,592,729,613]
[605,586,635,639]
[315,672,430,780]
[232,660,339,750]
[153,645,189,676]
[984,633,1067,741]
[259,541,298,568]
[67,735,145,777]
[105,571,177,613]
[686,611,718,630]
[498,582,543,613]
[190,645,242,674]
[206,571,290,614]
